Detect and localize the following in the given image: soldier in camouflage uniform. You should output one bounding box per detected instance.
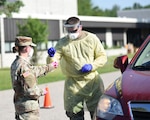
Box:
[11,36,58,120]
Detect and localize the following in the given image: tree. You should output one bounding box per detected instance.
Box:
[78,0,150,17]
[78,0,93,15]
[123,2,150,10]
[104,5,120,17]
[0,0,24,17]
[0,0,6,6]
[133,3,142,9]
[144,5,150,9]
[92,6,104,16]
[77,0,119,17]
[78,0,106,16]
[17,17,49,64]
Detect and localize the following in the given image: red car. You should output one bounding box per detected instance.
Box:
[94,35,150,120]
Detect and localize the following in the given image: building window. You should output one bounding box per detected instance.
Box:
[37,42,47,50]
[47,41,57,48]
[5,42,14,52]
[113,40,123,48]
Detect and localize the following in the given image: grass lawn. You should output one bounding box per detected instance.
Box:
[0,54,134,91]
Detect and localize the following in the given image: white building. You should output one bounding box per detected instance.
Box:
[9,0,78,16]
[0,0,150,68]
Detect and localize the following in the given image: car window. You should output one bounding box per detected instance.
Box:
[133,41,150,70]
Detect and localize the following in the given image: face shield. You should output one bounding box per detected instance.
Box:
[63,23,81,40]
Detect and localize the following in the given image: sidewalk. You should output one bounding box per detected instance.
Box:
[0,71,121,120]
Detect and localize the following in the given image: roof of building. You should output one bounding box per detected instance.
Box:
[117,8,150,21]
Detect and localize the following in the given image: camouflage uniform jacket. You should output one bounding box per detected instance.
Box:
[11,55,53,114]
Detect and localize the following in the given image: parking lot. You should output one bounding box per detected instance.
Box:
[0,71,121,120]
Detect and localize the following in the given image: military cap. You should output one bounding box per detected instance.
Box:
[15,36,36,47]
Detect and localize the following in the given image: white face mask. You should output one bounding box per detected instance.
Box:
[68,33,79,40]
[28,47,34,58]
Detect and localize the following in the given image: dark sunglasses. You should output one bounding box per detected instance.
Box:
[68,29,78,33]
[67,25,80,33]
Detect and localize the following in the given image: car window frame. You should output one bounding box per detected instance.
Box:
[131,41,150,70]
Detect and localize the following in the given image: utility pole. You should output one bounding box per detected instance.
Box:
[0,16,5,68]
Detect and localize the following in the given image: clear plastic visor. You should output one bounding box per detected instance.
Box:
[64,23,80,33]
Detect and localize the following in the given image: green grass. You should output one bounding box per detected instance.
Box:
[0,68,12,90]
[0,54,135,91]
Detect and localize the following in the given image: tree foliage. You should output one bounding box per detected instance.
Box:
[104,5,120,17]
[0,0,6,6]
[144,5,150,9]
[78,0,93,15]
[0,0,24,17]
[78,0,150,17]
[78,0,119,17]
[17,17,49,64]
[123,2,150,10]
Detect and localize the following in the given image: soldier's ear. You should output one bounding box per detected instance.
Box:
[79,25,82,30]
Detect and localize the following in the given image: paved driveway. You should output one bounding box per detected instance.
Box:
[0,71,121,120]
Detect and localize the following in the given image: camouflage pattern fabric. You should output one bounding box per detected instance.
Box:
[15,110,39,120]
[11,55,54,118]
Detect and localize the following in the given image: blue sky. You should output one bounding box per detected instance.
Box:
[91,0,150,10]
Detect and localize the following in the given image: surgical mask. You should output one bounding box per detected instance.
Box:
[28,47,34,58]
[68,33,79,40]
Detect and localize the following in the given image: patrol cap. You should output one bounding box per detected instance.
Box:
[15,36,36,47]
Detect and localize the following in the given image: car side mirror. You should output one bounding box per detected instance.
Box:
[114,55,128,73]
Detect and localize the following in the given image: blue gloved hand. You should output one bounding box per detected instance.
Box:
[47,47,56,57]
[81,64,92,73]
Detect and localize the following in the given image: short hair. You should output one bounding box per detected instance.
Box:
[65,17,81,25]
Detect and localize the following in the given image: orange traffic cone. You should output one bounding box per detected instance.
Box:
[43,87,54,109]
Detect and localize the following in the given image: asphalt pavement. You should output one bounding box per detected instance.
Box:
[0,71,121,120]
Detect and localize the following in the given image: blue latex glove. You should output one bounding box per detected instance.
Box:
[47,47,56,57]
[81,64,92,73]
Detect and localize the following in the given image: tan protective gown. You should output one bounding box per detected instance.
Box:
[47,31,107,113]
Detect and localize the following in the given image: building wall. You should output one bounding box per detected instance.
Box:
[4,18,60,42]
[0,16,150,68]
[1,1,150,68]
[1,48,127,68]
[117,9,150,21]
[2,15,150,53]
[16,0,77,16]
